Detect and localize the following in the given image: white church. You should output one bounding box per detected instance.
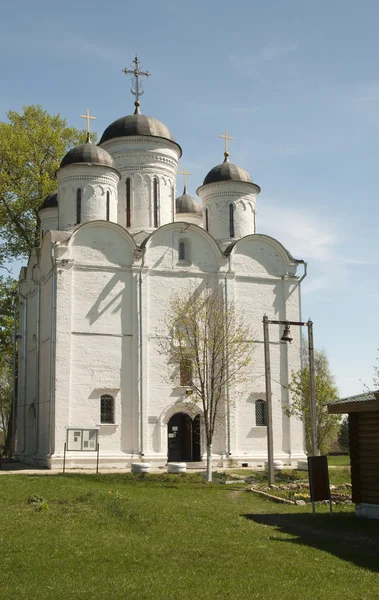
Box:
[15,58,307,469]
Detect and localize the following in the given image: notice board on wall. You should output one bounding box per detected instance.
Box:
[67,429,98,451]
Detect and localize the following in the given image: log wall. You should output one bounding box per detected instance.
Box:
[349,411,379,505]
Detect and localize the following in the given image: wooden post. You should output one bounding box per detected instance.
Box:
[263,316,275,485]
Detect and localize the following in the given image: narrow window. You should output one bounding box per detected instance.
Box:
[179,241,186,261]
[101,394,115,424]
[153,177,159,228]
[76,188,82,224]
[126,178,131,227]
[229,204,234,238]
[205,208,209,232]
[106,191,110,221]
[255,399,267,426]
[180,359,192,387]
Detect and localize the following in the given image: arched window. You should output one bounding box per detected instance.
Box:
[180,359,192,387]
[153,177,159,228]
[205,208,209,232]
[101,394,115,424]
[178,241,186,261]
[126,178,131,227]
[229,204,234,238]
[255,399,267,426]
[76,188,82,224]
[106,191,110,221]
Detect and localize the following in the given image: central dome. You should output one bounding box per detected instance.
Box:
[100,112,176,145]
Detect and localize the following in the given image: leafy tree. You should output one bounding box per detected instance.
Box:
[0,276,18,455]
[337,418,350,453]
[285,346,340,455]
[164,286,254,482]
[0,104,92,262]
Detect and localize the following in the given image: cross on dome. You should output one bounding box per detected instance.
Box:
[219,129,234,160]
[80,109,96,141]
[178,167,192,192]
[122,55,151,113]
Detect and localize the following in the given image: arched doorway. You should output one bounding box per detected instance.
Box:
[168,413,201,462]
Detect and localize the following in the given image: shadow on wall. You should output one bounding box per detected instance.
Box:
[242,512,379,573]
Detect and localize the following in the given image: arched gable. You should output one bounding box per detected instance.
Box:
[141,222,224,273]
[227,234,303,277]
[68,221,137,267]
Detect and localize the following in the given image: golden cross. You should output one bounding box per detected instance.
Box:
[178,168,192,189]
[80,109,96,135]
[219,129,234,156]
[122,55,151,103]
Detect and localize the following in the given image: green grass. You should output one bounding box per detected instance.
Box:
[328,454,351,466]
[0,472,378,600]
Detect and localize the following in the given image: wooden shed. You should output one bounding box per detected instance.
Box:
[328,391,379,519]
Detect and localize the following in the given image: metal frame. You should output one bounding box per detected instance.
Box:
[263,316,318,485]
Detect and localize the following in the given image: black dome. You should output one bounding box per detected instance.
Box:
[39,191,58,211]
[176,190,202,215]
[203,157,252,186]
[60,141,116,170]
[100,113,176,145]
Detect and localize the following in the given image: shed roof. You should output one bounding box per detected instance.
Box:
[328,391,379,414]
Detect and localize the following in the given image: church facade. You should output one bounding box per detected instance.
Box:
[15,72,307,469]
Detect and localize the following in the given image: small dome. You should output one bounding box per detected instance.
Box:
[60,141,116,170]
[100,109,177,146]
[202,156,252,186]
[176,189,202,215]
[39,191,58,211]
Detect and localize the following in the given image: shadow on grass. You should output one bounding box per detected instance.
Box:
[242,512,379,573]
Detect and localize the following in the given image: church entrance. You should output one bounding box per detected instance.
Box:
[167,413,201,462]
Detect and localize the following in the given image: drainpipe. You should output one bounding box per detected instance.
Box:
[225,254,232,458]
[139,249,146,457]
[18,292,28,453]
[31,268,41,456]
[48,243,56,457]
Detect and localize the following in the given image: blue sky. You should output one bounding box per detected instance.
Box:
[1,0,378,396]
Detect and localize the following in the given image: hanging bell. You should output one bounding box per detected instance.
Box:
[281,322,293,343]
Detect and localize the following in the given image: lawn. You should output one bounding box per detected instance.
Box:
[327,454,351,467]
[1,471,378,600]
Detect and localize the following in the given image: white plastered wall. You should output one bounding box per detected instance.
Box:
[57,164,120,230]
[39,207,58,239]
[100,137,180,232]
[227,235,305,465]
[198,180,260,241]
[142,223,226,461]
[50,222,138,467]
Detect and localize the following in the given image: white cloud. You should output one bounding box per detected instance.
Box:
[257,202,369,293]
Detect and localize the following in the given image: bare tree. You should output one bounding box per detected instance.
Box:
[165,285,254,482]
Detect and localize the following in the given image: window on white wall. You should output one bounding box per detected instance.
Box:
[76,189,82,224]
[106,191,110,221]
[255,399,267,426]
[101,395,115,424]
[126,178,131,227]
[229,204,235,238]
[205,208,209,232]
[153,177,159,228]
[178,241,186,261]
[180,359,192,387]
